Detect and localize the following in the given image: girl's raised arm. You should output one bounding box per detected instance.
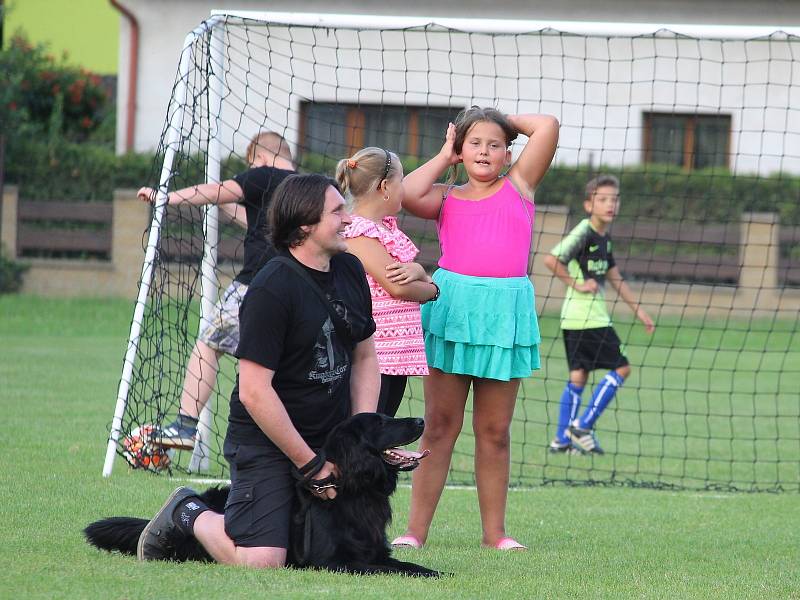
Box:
[401,123,458,220]
[507,114,560,198]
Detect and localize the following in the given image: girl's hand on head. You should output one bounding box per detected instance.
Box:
[438,122,460,166]
[506,114,521,134]
[386,261,428,284]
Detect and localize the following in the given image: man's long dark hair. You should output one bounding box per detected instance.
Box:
[269,173,341,250]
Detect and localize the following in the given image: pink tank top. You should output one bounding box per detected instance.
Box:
[437,178,535,278]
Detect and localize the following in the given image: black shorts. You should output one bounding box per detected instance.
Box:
[222,440,297,549]
[562,327,629,372]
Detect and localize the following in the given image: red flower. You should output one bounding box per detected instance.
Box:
[8,102,17,111]
[80,116,93,129]
[68,81,83,104]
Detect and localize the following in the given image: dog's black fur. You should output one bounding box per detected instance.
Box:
[85,413,439,577]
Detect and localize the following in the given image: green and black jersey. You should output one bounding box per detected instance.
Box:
[551,218,616,330]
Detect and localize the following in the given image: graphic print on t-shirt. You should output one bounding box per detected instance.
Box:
[309,317,349,390]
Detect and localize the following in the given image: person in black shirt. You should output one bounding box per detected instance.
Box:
[138,174,380,569]
[137,132,296,449]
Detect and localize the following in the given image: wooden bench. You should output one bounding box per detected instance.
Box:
[24,197,789,289]
[17,200,112,259]
[609,221,741,285]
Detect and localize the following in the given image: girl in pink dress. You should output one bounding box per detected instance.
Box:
[335,147,439,416]
[393,107,559,551]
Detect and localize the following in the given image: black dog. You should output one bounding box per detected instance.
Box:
[85,413,439,577]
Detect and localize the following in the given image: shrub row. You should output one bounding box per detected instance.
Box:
[6,144,800,224]
[305,153,800,224]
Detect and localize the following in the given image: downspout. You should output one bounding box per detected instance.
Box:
[109,0,138,152]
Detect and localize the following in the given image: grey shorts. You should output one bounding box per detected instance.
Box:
[198,281,248,354]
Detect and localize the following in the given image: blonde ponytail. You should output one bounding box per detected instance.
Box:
[335,147,400,203]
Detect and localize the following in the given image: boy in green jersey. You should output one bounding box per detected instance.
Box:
[545,175,654,454]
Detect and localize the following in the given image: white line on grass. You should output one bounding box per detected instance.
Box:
[175,478,739,498]
[176,477,542,493]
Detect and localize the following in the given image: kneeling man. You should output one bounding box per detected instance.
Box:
[138,174,379,568]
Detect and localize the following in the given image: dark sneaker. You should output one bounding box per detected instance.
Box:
[155,419,197,450]
[565,423,605,454]
[137,486,198,561]
[548,439,581,454]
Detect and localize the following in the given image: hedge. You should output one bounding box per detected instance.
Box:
[4,139,247,202]
[6,143,800,224]
[304,153,800,224]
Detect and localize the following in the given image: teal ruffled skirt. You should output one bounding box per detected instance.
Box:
[421,268,541,381]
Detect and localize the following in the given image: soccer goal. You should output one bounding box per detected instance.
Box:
[103,11,800,491]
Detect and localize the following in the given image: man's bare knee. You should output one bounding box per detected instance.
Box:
[236,546,286,568]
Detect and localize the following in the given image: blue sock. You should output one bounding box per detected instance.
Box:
[556,382,584,444]
[578,371,624,429]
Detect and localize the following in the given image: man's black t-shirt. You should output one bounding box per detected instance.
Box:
[227,251,376,450]
[232,166,296,285]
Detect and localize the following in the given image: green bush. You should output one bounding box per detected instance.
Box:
[6,143,800,225]
[299,151,800,225]
[536,164,800,224]
[0,34,109,142]
[5,137,155,201]
[0,250,28,293]
[4,138,263,202]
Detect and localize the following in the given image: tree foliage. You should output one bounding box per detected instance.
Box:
[0,34,110,141]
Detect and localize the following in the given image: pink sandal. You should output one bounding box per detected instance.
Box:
[483,537,527,551]
[391,535,423,549]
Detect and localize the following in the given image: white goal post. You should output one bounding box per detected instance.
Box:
[102,11,799,491]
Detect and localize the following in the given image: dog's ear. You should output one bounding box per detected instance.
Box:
[327,431,385,494]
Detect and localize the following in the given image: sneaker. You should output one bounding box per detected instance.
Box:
[565,422,605,454]
[156,419,197,450]
[548,439,581,455]
[137,486,199,561]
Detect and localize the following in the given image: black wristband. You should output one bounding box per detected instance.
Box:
[293,451,326,481]
[429,281,440,302]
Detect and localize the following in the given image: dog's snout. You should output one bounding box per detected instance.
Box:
[413,417,424,428]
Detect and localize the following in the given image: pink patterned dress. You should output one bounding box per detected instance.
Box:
[344,215,429,376]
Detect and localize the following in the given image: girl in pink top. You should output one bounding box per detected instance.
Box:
[392,107,559,551]
[336,147,439,416]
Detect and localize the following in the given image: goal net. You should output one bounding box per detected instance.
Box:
[104,12,800,492]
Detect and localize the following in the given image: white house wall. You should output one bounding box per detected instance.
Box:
[114,1,800,176]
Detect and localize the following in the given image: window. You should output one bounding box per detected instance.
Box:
[300,102,455,159]
[643,113,731,169]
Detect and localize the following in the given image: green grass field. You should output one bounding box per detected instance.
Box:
[2,295,799,599]
[122,294,800,492]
